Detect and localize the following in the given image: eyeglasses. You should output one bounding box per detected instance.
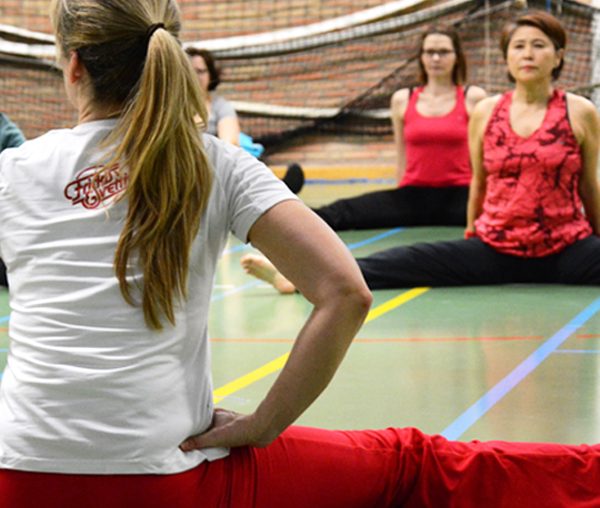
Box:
[422,49,455,58]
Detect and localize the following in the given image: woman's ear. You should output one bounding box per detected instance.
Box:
[554,48,564,70]
[66,50,86,85]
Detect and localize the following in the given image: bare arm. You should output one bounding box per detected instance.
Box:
[466,97,497,233]
[181,201,372,449]
[217,116,241,146]
[391,89,409,184]
[569,94,600,235]
[464,85,487,116]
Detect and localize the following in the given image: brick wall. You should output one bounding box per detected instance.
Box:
[0,0,596,178]
[0,0,390,39]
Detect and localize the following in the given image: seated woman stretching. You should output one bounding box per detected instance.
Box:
[311,25,486,231]
[1,3,599,507]
[186,46,305,193]
[243,10,600,292]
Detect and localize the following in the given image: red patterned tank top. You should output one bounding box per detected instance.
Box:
[475,89,592,257]
[400,86,471,187]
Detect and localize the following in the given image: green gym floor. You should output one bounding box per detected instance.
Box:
[1,181,599,445]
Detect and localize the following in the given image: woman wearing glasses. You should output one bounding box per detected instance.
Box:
[241,26,485,291]
[306,26,486,231]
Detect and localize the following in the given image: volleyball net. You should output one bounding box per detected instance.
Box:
[1,0,598,151]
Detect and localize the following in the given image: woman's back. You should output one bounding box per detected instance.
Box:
[0,126,292,474]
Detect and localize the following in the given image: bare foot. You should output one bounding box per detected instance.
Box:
[240,254,297,294]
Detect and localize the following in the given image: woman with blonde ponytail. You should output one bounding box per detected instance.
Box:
[0,2,598,507]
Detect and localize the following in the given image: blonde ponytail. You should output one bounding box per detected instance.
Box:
[52,0,212,329]
[111,28,212,330]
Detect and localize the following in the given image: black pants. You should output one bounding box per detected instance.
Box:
[0,259,6,287]
[313,185,469,231]
[357,235,600,289]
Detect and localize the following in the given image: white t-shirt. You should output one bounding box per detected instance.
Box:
[0,119,296,474]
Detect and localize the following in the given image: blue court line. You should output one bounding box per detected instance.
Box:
[0,315,9,324]
[554,349,600,354]
[346,228,404,250]
[0,348,7,353]
[222,223,404,257]
[441,296,600,441]
[222,243,252,255]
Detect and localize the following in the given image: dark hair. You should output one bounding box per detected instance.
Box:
[417,26,467,85]
[500,10,566,81]
[185,47,221,91]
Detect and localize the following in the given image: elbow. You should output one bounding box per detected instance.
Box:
[353,283,373,315]
[312,274,372,323]
[335,278,373,323]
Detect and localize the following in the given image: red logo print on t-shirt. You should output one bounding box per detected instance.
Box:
[64,164,128,209]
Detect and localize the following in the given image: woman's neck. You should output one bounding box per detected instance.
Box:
[512,81,554,105]
[77,99,120,125]
[423,77,455,96]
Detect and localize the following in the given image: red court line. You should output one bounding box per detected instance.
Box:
[0,331,593,342]
[210,335,545,344]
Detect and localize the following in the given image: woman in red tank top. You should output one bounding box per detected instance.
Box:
[305,26,486,231]
[240,26,486,290]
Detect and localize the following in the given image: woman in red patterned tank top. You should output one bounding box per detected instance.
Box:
[242,11,600,294]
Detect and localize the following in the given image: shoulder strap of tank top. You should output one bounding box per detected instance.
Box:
[547,89,570,126]
[485,91,512,131]
[405,86,423,116]
[453,85,467,116]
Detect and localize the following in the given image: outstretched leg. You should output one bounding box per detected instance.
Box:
[242,238,513,294]
[2,427,599,507]
[357,238,511,289]
[0,258,6,287]
[313,187,420,231]
[228,426,600,507]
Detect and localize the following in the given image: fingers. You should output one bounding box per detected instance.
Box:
[179,409,250,451]
[179,429,218,451]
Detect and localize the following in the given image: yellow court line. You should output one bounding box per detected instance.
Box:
[213,287,430,404]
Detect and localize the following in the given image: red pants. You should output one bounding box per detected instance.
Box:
[1,426,599,508]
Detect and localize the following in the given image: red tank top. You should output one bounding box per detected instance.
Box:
[400,86,471,187]
[475,89,592,257]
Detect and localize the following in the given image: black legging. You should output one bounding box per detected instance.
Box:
[313,185,469,231]
[357,235,600,289]
[0,259,6,287]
